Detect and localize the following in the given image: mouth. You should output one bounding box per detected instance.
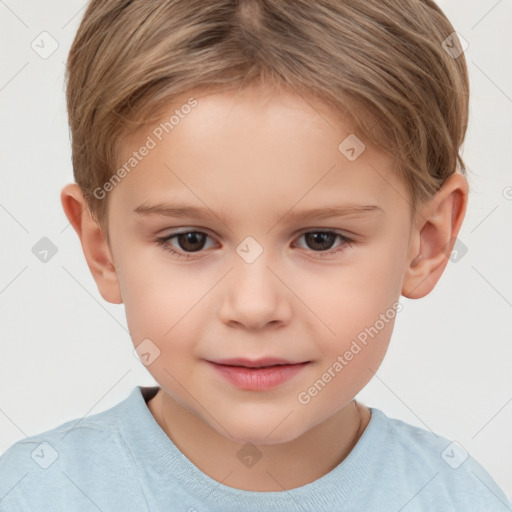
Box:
[209,357,308,368]
[206,358,311,390]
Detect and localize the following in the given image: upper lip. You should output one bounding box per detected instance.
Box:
[209,358,308,368]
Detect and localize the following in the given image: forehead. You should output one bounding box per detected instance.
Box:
[111,85,408,219]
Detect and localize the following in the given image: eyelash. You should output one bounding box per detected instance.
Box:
[155,230,354,260]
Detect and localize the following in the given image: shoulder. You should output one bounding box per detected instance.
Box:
[0,388,145,511]
[367,408,512,511]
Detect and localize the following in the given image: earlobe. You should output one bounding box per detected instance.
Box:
[60,183,123,305]
[401,172,468,299]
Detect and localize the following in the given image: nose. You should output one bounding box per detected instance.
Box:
[218,253,293,331]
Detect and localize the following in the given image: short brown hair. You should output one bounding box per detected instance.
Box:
[66,0,469,240]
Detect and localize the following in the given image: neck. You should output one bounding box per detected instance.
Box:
[147,389,370,492]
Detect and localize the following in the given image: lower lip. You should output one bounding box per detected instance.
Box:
[208,362,309,391]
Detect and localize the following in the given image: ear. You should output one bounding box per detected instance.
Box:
[402,172,468,299]
[61,183,123,304]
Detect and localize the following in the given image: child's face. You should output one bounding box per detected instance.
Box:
[103,85,417,444]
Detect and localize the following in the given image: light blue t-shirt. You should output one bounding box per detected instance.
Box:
[1,385,510,511]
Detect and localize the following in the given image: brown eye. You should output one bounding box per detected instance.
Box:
[294,231,353,258]
[175,232,207,252]
[303,232,337,251]
[155,230,216,258]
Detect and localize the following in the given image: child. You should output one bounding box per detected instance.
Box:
[1,0,510,510]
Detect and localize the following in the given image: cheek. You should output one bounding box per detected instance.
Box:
[120,261,204,388]
[294,244,403,382]
[295,251,402,338]
[117,250,206,344]
[298,298,398,415]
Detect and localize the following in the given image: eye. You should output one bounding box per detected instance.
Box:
[155,230,216,259]
[294,231,353,257]
[155,229,353,260]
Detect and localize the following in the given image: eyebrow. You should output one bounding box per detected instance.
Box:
[134,201,384,224]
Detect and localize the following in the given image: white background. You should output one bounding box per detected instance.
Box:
[1,0,511,499]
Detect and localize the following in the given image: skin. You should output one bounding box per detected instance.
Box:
[61,83,468,492]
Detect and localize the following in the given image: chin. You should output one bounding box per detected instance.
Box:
[218,415,309,446]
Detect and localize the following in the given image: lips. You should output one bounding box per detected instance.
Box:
[207,358,310,390]
[210,357,306,368]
